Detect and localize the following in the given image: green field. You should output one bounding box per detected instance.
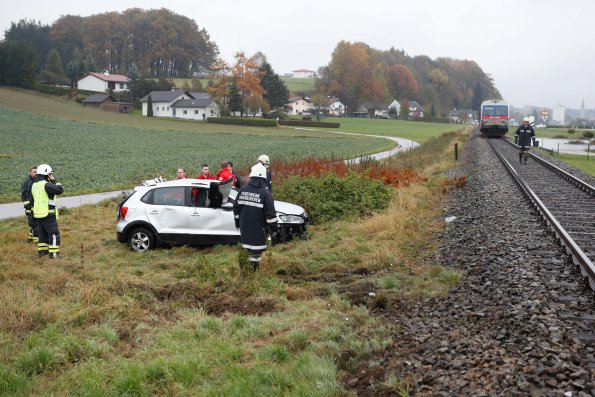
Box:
[0,107,395,202]
[307,117,464,143]
[280,77,316,95]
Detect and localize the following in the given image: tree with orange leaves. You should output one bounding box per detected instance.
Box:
[231,52,265,116]
[387,64,418,102]
[207,57,232,116]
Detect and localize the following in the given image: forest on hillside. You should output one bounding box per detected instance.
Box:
[316,41,501,116]
[2,8,218,79]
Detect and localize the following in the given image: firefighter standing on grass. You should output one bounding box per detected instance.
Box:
[233,163,278,271]
[31,164,64,259]
[21,165,38,243]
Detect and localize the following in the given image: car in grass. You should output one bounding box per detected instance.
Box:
[116,178,308,252]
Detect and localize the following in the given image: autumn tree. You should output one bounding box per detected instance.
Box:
[231,52,265,116]
[245,95,270,117]
[387,64,418,101]
[311,94,329,121]
[327,41,372,110]
[147,95,153,117]
[206,57,232,116]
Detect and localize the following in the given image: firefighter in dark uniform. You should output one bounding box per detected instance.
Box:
[257,154,273,192]
[21,166,39,243]
[233,163,278,271]
[31,164,64,258]
[514,117,536,164]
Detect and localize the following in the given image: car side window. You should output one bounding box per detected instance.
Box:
[153,187,186,206]
[191,187,210,208]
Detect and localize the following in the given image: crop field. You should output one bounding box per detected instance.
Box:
[0,107,394,202]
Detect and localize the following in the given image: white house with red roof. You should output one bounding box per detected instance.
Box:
[77,71,130,93]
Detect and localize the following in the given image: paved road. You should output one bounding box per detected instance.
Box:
[0,132,418,221]
[0,191,122,220]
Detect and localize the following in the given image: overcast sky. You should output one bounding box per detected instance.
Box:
[1,0,593,109]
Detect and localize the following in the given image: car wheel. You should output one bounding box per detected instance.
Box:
[128,227,156,252]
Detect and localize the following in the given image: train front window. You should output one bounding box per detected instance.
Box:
[495,106,508,116]
[483,106,495,116]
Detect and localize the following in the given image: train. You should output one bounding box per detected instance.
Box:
[480,99,509,137]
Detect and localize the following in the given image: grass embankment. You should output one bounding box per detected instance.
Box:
[0,129,469,396]
[536,150,595,176]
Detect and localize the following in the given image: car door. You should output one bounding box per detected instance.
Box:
[187,187,239,245]
[145,186,189,242]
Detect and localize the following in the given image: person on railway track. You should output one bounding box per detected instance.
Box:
[21,165,39,243]
[233,163,278,271]
[31,164,64,259]
[514,117,536,164]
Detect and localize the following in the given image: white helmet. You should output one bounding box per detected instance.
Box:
[522,117,529,122]
[250,163,267,178]
[257,154,270,167]
[37,164,53,176]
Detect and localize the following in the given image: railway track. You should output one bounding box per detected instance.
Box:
[486,137,595,293]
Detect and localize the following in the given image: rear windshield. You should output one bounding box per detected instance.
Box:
[482,106,508,116]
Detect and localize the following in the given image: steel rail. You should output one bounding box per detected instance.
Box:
[503,138,595,196]
[486,137,595,292]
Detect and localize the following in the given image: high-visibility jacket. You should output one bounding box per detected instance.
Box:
[31,178,64,218]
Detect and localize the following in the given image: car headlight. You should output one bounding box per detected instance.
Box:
[278,213,305,224]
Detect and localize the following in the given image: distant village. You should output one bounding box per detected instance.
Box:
[76,69,593,128]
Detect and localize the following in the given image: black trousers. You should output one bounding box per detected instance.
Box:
[26,212,39,242]
[37,215,60,256]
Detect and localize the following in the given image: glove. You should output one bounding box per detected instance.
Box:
[234,218,240,229]
[514,136,518,144]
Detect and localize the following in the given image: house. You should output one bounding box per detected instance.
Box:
[291,69,316,78]
[81,94,133,113]
[284,96,311,115]
[139,91,215,120]
[327,97,345,116]
[77,71,130,93]
[407,101,424,118]
[388,100,401,116]
[354,102,390,118]
[170,97,217,120]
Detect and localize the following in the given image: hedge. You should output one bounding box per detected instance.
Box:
[206,117,277,127]
[278,120,340,128]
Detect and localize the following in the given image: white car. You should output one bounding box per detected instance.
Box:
[116,178,308,252]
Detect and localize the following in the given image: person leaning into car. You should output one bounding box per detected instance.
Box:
[233,163,278,271]
[216,161,236,187]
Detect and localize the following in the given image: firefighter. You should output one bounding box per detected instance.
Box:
[514,117,536,164]
[21,166,39,243]
[233,163,278,271]
[31,164,64,258]
[257,154,273,192]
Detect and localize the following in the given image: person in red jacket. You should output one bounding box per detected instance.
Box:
[216,161,236,186]
[197,164,215,180]
[175,167,187,179]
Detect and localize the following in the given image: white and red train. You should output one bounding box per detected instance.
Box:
[480,99,509,137]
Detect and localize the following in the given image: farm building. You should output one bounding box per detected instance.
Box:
[327,97,345,117]
[284,96,311,115]
[353,102,390,118]
[408,101,424,118]
[77,72,130,93]
[139,91,216,120]
[81,94,133,113]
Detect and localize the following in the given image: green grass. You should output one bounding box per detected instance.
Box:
[280,77,317,95]
[536,150,595,176]
[309,117,464,143]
